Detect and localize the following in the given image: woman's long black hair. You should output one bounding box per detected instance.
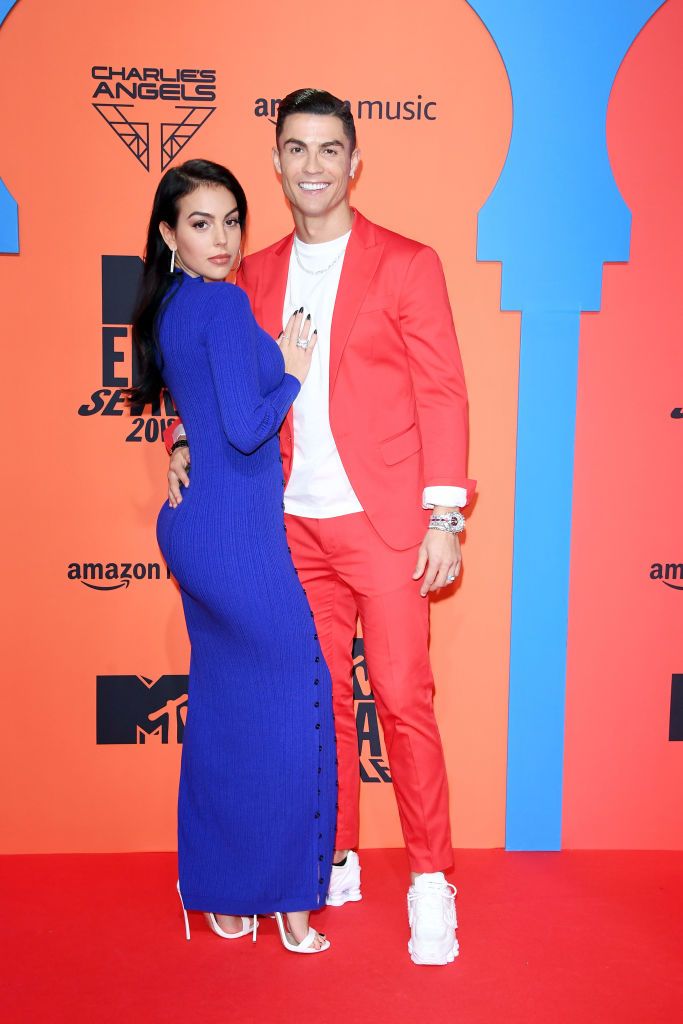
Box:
[127,159,247,406]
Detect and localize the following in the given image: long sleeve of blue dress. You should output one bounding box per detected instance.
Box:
[204,286,300,455]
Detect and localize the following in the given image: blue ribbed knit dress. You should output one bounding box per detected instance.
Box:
[155,271,336,916]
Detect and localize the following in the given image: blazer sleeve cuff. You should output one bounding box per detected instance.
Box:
[422,485,468,509]
[162,419,186,454]
[423,478,477,508]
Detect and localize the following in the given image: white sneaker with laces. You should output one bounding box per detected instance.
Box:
[326,850,362,907]
[407,871,459,965]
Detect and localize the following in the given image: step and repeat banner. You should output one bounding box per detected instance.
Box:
[0,0,680,853]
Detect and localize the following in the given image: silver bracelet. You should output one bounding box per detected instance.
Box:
[428,511,465,534]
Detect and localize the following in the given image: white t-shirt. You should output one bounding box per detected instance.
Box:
[283,230,364,518]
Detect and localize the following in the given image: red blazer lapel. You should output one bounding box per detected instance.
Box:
[330,211,384,395]
[258,232,293,335]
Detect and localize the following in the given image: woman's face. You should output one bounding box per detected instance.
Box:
[160,184,241,281]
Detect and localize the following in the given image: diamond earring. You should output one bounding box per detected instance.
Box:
[170,248,176,274]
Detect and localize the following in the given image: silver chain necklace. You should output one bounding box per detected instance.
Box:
[293,238,345,276]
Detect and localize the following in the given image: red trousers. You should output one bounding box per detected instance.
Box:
[285,512,454,873]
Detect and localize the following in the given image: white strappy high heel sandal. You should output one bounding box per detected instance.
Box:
[177,881,258,942]
[273,911,331,954]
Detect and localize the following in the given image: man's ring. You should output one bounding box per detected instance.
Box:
[296,339,308,349]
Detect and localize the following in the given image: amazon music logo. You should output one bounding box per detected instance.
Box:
[91,66,216,171]
[68,561,172,591]
[353,638,392,784]
[97,674,188,744]
[254,94,437,126]
[649,562,683,591]
[77,256,177,441]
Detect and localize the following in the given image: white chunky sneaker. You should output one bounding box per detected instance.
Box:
[326,851,362,907]
[407,872,459,965]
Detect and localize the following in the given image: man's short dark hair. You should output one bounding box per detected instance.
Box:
[276,88,357,150]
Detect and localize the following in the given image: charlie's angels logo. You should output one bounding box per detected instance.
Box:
[91,66,216,171]
[353,638,391,783]
[78,255,177,441]
[97,674,188,744]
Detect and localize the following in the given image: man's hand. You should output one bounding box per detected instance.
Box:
[412,527,462,598]
[168,446,190,508]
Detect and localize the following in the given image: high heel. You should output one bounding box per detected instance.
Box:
[176,881,258,942]
[273,911,331,954]
[177,880,191,941]
[206,912,258,942]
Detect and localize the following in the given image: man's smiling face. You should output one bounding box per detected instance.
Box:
[273,112,360,220]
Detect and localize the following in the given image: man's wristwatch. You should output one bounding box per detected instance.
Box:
[428,510,466,534]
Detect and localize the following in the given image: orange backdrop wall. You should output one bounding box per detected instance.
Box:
[0,0,517,853]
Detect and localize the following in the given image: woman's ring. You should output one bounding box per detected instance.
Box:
[447,574,456,583]
[296,339,309,349]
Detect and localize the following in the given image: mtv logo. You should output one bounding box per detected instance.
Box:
[96,674,188,744]
[102,255,144,325]
[670,675,683,741]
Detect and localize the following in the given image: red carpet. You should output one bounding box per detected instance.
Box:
[2,849,682,1024]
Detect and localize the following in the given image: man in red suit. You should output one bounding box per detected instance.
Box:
[165,89,475,965]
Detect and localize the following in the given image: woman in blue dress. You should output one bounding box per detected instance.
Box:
[129,159,336,954]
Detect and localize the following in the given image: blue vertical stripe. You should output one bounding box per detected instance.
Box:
[506,311,579,850]
[0,1,20,253]
[469,0,663,848]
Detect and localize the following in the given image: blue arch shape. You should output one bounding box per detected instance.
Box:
[0,0,20,253]
[468,0,664,849]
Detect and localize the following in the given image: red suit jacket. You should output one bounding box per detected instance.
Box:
[166,210,475,551]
